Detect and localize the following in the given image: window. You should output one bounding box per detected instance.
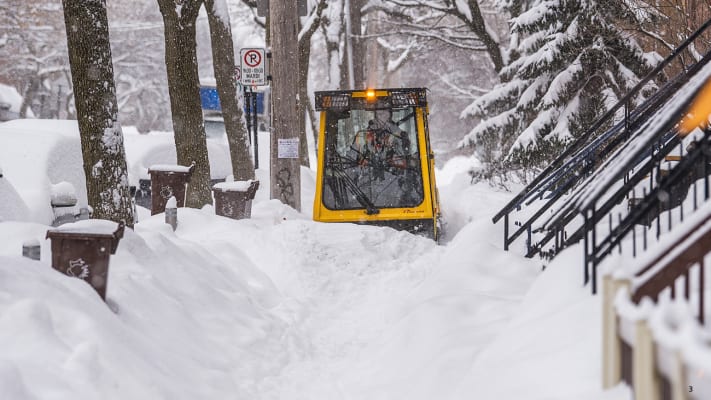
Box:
[321,107,424,211]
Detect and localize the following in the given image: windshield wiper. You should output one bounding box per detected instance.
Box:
[329,157,380,215]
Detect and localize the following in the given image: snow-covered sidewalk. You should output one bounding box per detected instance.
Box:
[0,160,629,399]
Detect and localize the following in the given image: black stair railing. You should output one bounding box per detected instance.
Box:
[530,130,680,259]
[548,62,711,294]
[507,48,711,255]
[542,67,711,260]
[581,128,711,294]
[520,64,703,210]
[494,17,711,251]
[518,42,711,258]
[593,131,710,266]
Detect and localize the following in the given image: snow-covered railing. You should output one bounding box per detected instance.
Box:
[530,63,711,268]
[595,133,711,280]
[605,289,707,393]
[601,201,711,396]
[493,18,711,255]
[565,71,711,295]
[603,288,710,399]
[503,74,692,256]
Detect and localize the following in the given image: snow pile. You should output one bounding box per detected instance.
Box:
[0,137,641,399]
[0,214,289,399]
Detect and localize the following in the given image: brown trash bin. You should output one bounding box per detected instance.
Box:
[212,180,260,220]
[46,220,125,300]
[148,163,195,215]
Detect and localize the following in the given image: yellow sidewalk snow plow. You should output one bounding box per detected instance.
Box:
[313,88,441,241]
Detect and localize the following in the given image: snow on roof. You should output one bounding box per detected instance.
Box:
[0,119,86,224]
[123,130,232,185]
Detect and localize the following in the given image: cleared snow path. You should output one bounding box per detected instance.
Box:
[169,165,541,399]
[176,203,443,399]
[0,159,547,399]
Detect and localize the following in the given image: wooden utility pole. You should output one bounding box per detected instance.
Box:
[269,0,301,211]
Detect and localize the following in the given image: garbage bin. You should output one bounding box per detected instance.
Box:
[148,163,195,215]
[45,220,125,300]
[212,180,259,220]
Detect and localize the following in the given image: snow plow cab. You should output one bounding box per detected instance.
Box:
[313,88,441,240]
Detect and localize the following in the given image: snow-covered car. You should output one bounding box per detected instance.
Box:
[0,119,232,222]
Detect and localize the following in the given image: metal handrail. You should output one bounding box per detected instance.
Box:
[506,60,706,253]
[493,17,711,224]
[527,51,711,257]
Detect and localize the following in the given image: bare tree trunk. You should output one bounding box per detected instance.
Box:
[205,0,255,181]
[299,78,318,160]
[350,0,366,88]
[269,0,301,211]
[339,27,350,89]
[465,0,503,72]
[19,76,40,118]
[321,23,342,87]
[297,39,311,167]
[157,0,213,207]
[61,0,134,225]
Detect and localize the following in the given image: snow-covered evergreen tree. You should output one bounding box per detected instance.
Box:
[461,0,656,177]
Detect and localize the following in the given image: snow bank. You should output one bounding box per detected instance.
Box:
[0,132,651,400]
[448,241,629,400]
[0,210,291,399]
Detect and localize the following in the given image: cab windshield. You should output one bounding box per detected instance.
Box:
[321,107,424,212]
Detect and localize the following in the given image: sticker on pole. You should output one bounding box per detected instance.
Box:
[240,48,266,86]
[278,138,300,159]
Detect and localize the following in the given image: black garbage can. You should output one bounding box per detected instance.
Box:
[212,180,260,220]
[148,163,195,215]
[45,220,125,300]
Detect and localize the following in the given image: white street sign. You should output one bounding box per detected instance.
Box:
[277,138,300,159]
[240,48,266,86]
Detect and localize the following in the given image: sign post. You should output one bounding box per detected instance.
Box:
[239,48,266,170]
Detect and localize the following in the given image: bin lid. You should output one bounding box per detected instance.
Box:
[148,162,195,175]
[46,220,125,251]
[213,180,257,192]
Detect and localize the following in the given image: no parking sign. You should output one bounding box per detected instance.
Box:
[239,48,266,86]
